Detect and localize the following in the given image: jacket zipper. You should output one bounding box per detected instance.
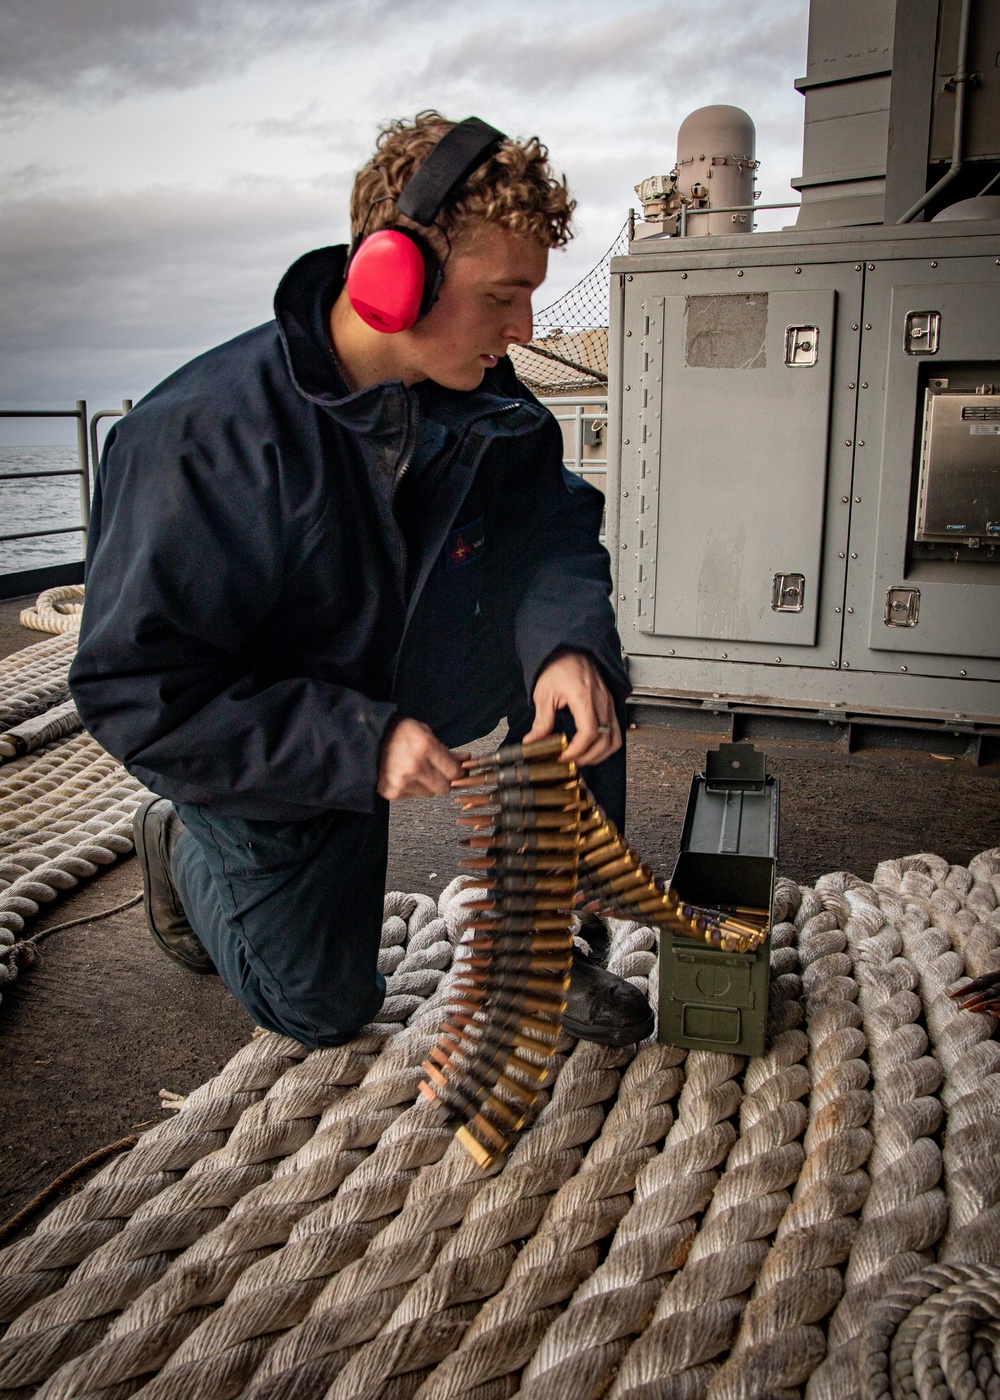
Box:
[389,398,520,600]
[387,394,419,596]
[390,399,528,698]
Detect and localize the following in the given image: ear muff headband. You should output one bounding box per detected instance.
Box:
[346,116,507,334]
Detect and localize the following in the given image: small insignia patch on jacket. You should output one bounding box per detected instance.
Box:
[446,517,485,572]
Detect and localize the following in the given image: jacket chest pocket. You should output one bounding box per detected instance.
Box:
[445,516,485,575]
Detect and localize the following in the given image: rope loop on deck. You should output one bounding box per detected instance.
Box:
[19,584,85,636]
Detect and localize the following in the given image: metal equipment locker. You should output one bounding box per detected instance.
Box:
[843,256,1000,683]
[609,226,1000,742]
[619,260,861,669]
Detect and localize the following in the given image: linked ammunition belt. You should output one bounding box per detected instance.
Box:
[419,733,771,1167]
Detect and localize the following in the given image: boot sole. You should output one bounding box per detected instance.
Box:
[134,797,217,975]
[562,1009,655,1047]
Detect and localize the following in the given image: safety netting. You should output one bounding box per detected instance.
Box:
[509,220,630,396]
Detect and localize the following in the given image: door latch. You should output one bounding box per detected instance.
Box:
[903,311,941,356]
[783,326,819,367]
[884,586,920,626]
[772,573,805,612]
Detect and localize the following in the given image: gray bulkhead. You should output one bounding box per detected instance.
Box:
[609,0,1000,741]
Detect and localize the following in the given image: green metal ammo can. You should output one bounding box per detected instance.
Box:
[657,742,779,1058]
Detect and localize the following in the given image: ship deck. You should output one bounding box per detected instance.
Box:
[2,595,999,1230]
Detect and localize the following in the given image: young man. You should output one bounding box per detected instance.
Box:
[70,112,652,1049]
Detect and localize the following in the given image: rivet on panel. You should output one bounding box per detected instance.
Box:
[681,272,688,279]
[861,382,868,389]
[843,661,851,668]
[960,669,967,676]
[848,382,856,389]
[794,267,801,274]
[842,496,850,503]
[845,440,853,447]
[858,440,865,447]
[930,261,938,268]
[623,438,630,445]
[855,496,861,503]
[867,263,875,270]
[736,270,744,276]
[625,330,632,336]
[865,323,872,330]
[834,607,842,614]
[847,607,854,614]
[668,649,675,656]
[851,552,858,559]
[852,323,859,331]
[839,551,845,558]
[721,653,728,658]
[855,264,862,271]
[627,275,633,281]
[621,542,627,549]
[900,665,908,672]
[775,656,782,662]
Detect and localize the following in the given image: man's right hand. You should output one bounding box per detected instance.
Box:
[377,717,466,800]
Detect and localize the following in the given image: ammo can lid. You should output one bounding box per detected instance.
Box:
[680,742,779,860]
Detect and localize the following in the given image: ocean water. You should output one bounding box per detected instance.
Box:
[0,446,86,575]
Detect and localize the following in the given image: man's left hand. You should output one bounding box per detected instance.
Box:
[522,650,621,767]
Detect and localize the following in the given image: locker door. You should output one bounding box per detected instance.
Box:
[843,256,1000,681]
[617,260,862,668]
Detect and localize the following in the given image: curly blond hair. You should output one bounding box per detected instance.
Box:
[350,110,574,251]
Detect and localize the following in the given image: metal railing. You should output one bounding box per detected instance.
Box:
[677,200,800,236]
[3,394,598,571]
[0,400,131,553]
[541,395,609,494]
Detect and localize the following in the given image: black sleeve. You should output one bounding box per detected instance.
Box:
[512,415,630,704]
[70,405,396,821]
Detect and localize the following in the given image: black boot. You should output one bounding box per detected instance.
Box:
[563,921,654,1047]
[133,797,216,975]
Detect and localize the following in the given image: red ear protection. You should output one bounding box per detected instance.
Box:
[345,227,439,334]
[345,116,506,335]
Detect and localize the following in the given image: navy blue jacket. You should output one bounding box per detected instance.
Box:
[70,246,629,821]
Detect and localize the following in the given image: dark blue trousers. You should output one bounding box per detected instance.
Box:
[172,702,627,1048]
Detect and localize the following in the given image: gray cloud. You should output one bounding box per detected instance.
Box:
[0,179,347,419]
[0,0,809,441]
[407,1,803,108]
[0,0,440,114]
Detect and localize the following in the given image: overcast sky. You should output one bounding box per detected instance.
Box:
[0,0,809,444]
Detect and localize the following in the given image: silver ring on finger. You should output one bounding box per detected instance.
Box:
[597,723,612,735]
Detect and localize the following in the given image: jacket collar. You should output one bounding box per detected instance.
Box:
[273,245,544,442]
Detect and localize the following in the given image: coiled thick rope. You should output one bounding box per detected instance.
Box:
[0,701,82,763]
[3,612,1000,1398]
[19,585,84,636]
[0,619,144,998]
[0,732,147,1001]
[3,854,998,1400]
[707,881,872,1400]
[0,897,455,1397]
[0,633,75,735]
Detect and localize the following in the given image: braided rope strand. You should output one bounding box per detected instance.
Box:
[29,905,457,1400]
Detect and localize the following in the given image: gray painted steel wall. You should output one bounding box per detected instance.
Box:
[609,221,1000,731]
